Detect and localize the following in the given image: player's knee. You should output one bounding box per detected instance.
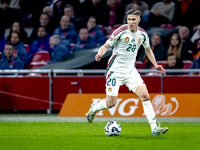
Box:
[107,101,116,108]
[106,98,117,108]
[140,93,150,102]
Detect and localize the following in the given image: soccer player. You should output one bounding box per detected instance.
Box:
[87,9,168,136]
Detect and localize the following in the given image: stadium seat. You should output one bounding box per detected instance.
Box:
[182,60,192,69]
[98,25,104,33]
[25,73,43,77]
[135,61,145,69]
[29,62,48,69]
[151,61,167,69]
[32,51,50,62]
[24,44,30,52]
[145,72,160,76]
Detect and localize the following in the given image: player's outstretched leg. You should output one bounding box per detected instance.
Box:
[152,126,168,136]
[87,98,107,123]
[87,104,97,123]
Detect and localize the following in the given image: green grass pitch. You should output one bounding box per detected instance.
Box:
[0,122,200,150]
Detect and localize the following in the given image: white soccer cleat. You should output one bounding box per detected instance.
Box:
[87,104,97,123]
[152,126,168,136]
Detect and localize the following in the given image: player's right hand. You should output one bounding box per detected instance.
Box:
[95,54,102,62]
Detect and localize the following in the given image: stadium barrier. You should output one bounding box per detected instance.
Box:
[59,93,200,117]
[0,69,199,114]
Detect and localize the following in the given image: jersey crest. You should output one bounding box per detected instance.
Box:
[125,37,130,42]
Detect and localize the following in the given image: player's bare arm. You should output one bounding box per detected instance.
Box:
[145,47,165,74]
[95,43,110,62]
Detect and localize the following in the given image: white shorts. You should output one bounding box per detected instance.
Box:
[106,68,145,96]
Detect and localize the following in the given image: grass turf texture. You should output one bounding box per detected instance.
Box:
[0,122,200,150]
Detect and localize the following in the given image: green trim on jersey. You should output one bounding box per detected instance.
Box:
[141,33,146,44]
[107,55,117,71]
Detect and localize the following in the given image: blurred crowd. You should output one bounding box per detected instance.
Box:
[0,0,200,73]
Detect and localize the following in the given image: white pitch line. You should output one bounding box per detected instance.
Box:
[0,115,200,122]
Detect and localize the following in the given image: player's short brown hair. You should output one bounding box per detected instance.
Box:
[126,9,141,17]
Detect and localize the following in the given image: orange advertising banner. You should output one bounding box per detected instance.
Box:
[58,94,200,117]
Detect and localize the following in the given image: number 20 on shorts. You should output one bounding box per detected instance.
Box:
[107,78,116,86]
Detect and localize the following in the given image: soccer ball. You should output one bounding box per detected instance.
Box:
[104,121,121,136]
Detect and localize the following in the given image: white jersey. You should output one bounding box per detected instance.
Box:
[106,24,150,72]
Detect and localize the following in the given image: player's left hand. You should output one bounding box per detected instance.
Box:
[155,65,165,74]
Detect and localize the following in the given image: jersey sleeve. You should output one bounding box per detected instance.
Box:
[106,25,127,47]
[106,33,120,47]
[142,33,150,49]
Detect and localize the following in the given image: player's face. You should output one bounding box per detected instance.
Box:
[11,33,20,44]
[167,55,176,67]
[4,45,14,57]
[127,14,140,32]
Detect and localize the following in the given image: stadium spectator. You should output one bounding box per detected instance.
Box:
[173,0,200,31]
[43,6,60,31]
[51,0,63,19]
[10,31,27,66]
[148,0,175,27]
[81,0,105,25]
[27,26,51,64]
[166,33,192,68]
[101,0,125,27]
[164,53,183,75]
[0,0,20,8]
[122,0,149,24]
[138,32,166,68]
[53,15,77,43]
[191,24,200,43]
[179,26,193,51]
[6,21,28,44]
[72,28,96,52]
[0,42,24,69]
[28,12,56,45]
[0,24,6,53]
[48,35,70,64]
[62,0,82,17]
[87,16,106,47]
[189,57,200,75]
[0,0,21,28]
[63,4,82,32]
[20,0,47,27]
[192,27,200,59]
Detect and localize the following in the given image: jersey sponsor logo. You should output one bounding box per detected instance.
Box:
[131,39,135,42]
[138,38,141,44]
[108,87,112,92]
[125,37,130,42]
